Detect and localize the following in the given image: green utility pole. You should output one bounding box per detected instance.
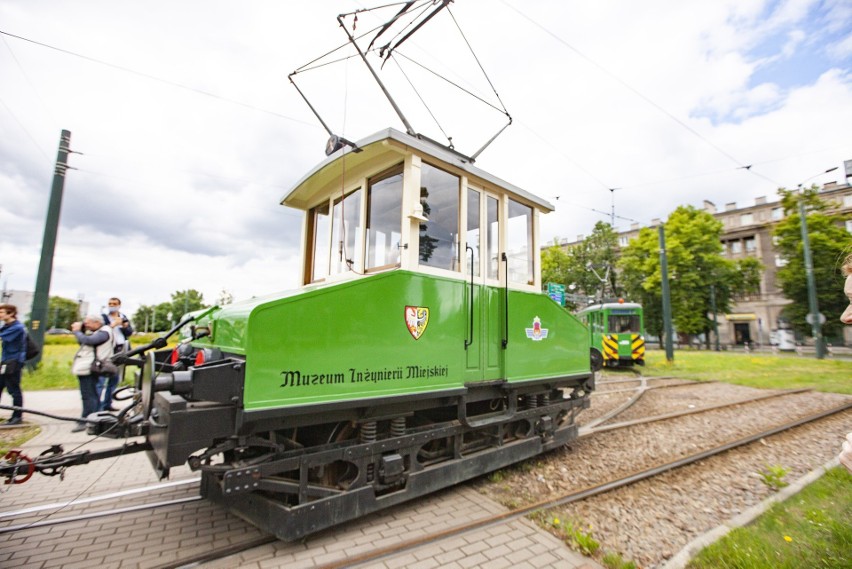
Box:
[658,225,675,362]
[30,130,73,365]
[709,283,720,351]
[798,200,825,359]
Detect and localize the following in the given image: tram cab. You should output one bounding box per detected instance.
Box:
[261,127,592,408]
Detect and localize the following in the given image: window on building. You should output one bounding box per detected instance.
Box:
[771,207,783,220]
[731,241,742,254]
[740,213,754,225]
[847,219,852,234]
[619,235,630,247]
[418,163,460,271]
[507,199,533,285]
[365,166,402,270]
[844,195,852,208]
[775,254,787,267]
[744,237,756,253]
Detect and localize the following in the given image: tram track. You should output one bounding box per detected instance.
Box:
[309,401,852,569]
[150,392,852,569]
[0,476,201,535]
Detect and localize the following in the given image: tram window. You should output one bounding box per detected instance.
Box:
[419,163,460,270]
[366,167,403,270]
[609,314,640,333]
[330,189,363,275]
[466,188,481,277]
[309,202,330,282]
[507,199,533,285]
[486,196,499,279]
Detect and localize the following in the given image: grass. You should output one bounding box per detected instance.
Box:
[641,348,852,568]
[688,467,852,569]
[22,333,170,390]
[0,424,41,455]
[642,349,852,395]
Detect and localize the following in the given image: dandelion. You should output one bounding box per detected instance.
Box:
[784,535,793,542]
[552,517,561,527]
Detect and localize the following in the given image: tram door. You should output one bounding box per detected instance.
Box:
[464,188,505,382]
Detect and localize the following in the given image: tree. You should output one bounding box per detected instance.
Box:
[47,296,83,329]
[773,186,852,341]
[170,289,206,320]
[619,206,762,347]
[541,222,621,308]
[133,289,208,332]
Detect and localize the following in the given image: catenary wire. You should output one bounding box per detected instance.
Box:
[0,29,315,128]
[499,0,783,189]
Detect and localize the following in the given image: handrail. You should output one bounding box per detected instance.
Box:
[501,252,508,349]
[465,245,474,349]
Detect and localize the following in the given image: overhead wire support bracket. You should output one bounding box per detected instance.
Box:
[337,13,416,136]
[470,116,512,162]
[376,0,453,62]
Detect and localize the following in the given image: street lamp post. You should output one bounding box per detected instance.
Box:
[658,226,675,362]
[798,200,826,359]
[793,166,836,360]
[709,284,720,351]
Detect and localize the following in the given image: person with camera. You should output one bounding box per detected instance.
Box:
[99,297,133,411]
[71,315,114,432]
[0,304,26,426]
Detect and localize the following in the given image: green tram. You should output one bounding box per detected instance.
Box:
[577,301,646,367]
[6,128,596,541]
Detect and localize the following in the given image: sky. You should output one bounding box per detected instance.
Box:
[1,0,851,317]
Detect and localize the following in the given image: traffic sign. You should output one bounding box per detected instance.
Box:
[547,282,565,306]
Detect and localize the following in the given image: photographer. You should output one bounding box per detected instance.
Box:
[100,297,133,411]
[70,315,113,432]
[0,304,25,425]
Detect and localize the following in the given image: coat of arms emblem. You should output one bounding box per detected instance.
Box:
[404,306,430,340]
[525,316,549,341]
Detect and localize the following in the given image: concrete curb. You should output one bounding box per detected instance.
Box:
[659,457,841,569]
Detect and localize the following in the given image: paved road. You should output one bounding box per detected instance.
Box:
[1,390,603,569]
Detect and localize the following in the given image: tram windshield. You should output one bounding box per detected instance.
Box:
[609,314,641,334]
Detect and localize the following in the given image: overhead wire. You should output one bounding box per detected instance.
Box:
[0,29,316,128]
[1,33,59,144]
[499,0,783,189]
[390,56,452,144]
[445,5,509,116]
[0,94,51,164]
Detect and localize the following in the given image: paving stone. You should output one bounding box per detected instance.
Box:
[383,552,420,569]
[458,551,489,568]
[480,556,514,569]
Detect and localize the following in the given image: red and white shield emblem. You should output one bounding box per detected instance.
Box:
[404,306,430,340]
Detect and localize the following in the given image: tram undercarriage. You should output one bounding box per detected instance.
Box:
[193,381,591,541]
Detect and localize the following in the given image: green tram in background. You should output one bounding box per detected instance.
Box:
[577,301,645,367]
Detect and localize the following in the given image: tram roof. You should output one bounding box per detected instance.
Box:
[578,302,643,313]
[281,128,554,212]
